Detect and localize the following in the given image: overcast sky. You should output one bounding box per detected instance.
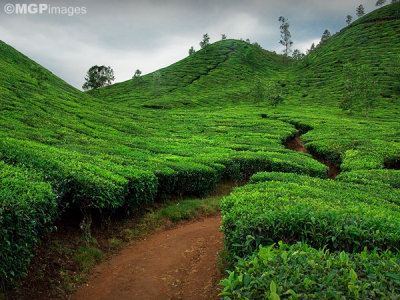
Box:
[0,0,377,89]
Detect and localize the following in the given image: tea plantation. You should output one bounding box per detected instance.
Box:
[1,2,399,296]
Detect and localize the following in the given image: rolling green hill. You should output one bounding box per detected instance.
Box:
[292,2,400,101]
[90,39,285,107]
[1,2,399,294]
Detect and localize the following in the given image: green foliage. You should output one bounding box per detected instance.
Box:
[188,46,195,56]
[0,138,158,211]
[251,78,265,103]
[265,81,285,106]
[346,15,353,26]
[152,71,162,96]
[340,63,380,117]
[376,0,387,7]
[199,33,210,49]
[132,69,142,85]
[278,16,293,56]
[82,65,115,90]
[356,4,365,18]
[320,29,332,44]
[297,4,400,102]
[222,172,400,258]
[74,245,103,272]
[292,49,304,60]
[220,242,400,299]
[337,169,400,188]
[251,80,285,106]
[0,162,58,284]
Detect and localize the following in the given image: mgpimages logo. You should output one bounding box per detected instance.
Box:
[3,3,87,16]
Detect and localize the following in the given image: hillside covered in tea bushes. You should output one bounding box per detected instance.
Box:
[0,2,399,296]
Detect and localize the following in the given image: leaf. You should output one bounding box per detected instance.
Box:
[285,289,297,296]
[350,269,357,281]
[270,280,277,293]
[270,292,280,300]
[386,272,400,280]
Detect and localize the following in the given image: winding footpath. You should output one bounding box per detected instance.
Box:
[72,132,339,300]
[73,216,223,300]
[285,134,341,179]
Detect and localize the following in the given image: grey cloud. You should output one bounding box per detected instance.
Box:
[0,0,377,89]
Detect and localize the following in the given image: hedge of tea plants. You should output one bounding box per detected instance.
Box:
[222,172,400,258]
[336,169,400,189]
[0,161,58,283]
[220,243,400,299]
[221,172,400,297]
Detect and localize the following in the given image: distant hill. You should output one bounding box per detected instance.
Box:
[89,39,286,107]
[292,2,400,101]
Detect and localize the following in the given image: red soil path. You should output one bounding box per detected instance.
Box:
[285,134,341,179]
[73,216,223,300]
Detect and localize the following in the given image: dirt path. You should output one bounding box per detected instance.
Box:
[72,216,223,300]
[285,134,341,179]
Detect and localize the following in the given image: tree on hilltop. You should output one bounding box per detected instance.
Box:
[189,46,196,56]
[320,29,332,44]
[221,34,227,40]
[133,69,142,78]
[278,16,293,57]
[356,4,365,17]
[292,49,305,60]
[132,69,142,85]
[200,33,210,49]
[307,43,315,54]
[346,15,353,26]
[82,65,115,90]
[376,0,386,6]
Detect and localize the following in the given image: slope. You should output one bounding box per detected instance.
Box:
[0,40,326,284]
[90,39,285,108]
[292,2,400,102]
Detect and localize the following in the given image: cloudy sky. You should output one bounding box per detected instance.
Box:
[0,0,377,89]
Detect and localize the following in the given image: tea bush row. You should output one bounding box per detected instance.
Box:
[220,242,400,299]
[222,172,400,258]
[0,161,58,283]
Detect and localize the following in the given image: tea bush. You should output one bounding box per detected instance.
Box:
[220,242,400,299]
[337,169,400,189]
[222,172,400,258]
[0,161,58,283]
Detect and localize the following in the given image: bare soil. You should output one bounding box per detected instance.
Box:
[285,134,308,153]
[5,181,233,300]
[285,134,341,179]
[72,216,223,300]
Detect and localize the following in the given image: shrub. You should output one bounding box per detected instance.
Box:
[222,173,400,258]
[0,161,58,284]
[216,151,327,181]
[156,161,218,197]
[337,169,400,188]
[220,242,400,299]
[0,138,157,212]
